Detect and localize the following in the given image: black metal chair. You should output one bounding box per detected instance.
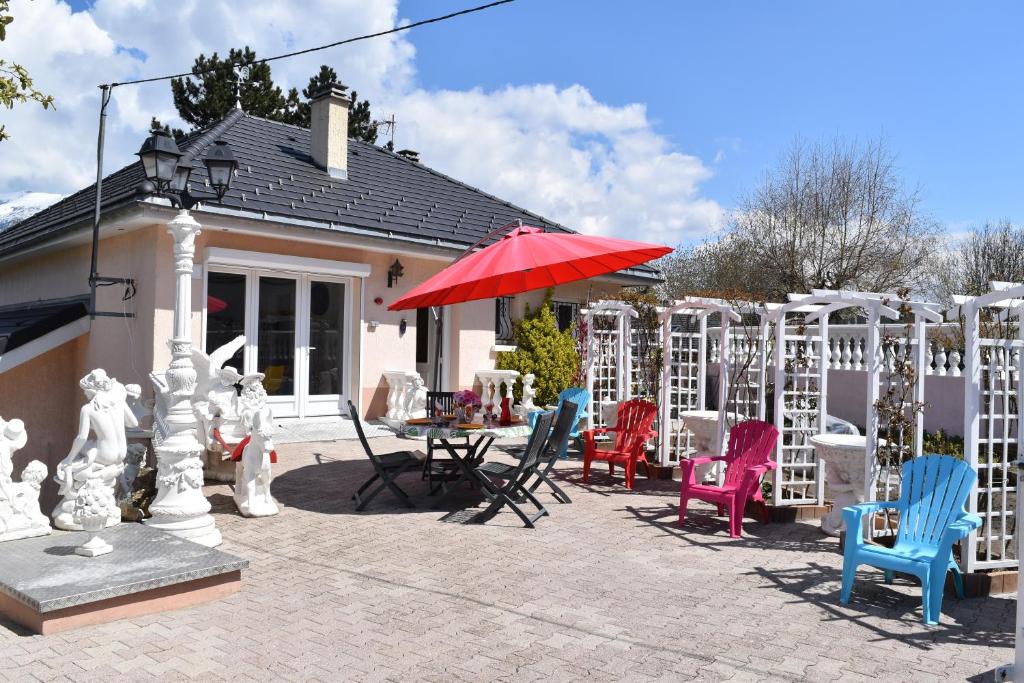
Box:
[423,390,470,490]
[348,401,421,511]
[472,410,555,528]
[526,399,578,504]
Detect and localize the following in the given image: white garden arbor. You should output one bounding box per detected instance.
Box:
[952,281,1024,573]
[771,291,899,506]
[583,300,638,430]
[658,298,741,465]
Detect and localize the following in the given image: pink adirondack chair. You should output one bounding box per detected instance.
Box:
[678,419,779,538]
[582,399,658,489]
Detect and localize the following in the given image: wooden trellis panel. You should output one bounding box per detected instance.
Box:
[967,337,1022,570]
[661,313,705,464]
[772,325,827,505]
[584,303,635,431]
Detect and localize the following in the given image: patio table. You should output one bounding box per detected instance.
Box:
[399,421,533,507]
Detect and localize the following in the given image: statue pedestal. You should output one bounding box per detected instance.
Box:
[809,433,882,536]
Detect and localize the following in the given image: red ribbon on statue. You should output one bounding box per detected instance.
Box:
[229,435,278,464]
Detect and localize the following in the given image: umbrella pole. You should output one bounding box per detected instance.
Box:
[432,306,445,391]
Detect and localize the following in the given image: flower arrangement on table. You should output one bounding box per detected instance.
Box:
[453,389,482,423]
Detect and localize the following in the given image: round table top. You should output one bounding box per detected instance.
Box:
[400,422,532,439]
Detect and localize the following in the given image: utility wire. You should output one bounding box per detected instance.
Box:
[103,0,515,88]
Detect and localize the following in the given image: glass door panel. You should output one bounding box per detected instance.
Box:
[206,271,246,371]
[257,277,297,404]
[308,281,345,396]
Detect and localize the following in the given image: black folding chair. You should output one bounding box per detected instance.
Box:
[472,410,555,528]
[348,401,421,511]
[422,390,471,490]
[526,399,578,504]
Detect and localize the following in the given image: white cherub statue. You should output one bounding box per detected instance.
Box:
[405,375,428,419]
[520,373,537,412]
[52,369,137,530]
[233,377,279,517]
[0,418,51,543]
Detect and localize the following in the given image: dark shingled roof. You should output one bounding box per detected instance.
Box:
[0,109,657,278]
[0,296,89,355]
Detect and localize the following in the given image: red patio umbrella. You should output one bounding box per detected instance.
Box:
[388,225,672,311]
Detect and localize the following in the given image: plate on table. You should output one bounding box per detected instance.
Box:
[457,423,484,430]
[405,418,432,425]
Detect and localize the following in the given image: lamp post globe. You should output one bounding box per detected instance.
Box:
[136,130,182,187]
[169,159,193,194]
[204,140,238,200]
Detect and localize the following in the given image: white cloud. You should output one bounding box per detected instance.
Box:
[0,0,723,242]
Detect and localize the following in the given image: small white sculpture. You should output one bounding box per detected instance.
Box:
[405,375,428,419]
[233,377,279,517]
[52,369,137,530]
[192,336,257,481]
[0,418,51,543]
[73,479,115,557]
[520,373,537,411]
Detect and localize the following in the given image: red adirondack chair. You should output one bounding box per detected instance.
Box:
[582,399,658,489]
[678,419,779,538]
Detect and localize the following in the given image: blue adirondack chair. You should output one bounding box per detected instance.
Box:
[840,454,982,626]
[528,387,590,459]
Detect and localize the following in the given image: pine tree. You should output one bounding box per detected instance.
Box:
[158,54,381,144]
[169,47,289,129]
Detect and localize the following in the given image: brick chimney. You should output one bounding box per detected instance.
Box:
[310,83,351,179]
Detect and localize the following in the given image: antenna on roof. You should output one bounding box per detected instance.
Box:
[233,65,250,111]
[374,113,396,149]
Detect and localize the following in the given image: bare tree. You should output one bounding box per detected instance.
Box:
[936,220,1024,302]
[659,137,941,301]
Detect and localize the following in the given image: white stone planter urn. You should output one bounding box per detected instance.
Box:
[808,433,884,537]
[678,410,745,482]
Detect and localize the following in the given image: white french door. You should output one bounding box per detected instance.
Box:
[205,268,352,419]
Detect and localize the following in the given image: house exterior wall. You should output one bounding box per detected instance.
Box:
[0,211,635,471]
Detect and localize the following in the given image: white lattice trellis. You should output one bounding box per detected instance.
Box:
[958,282,1024,572]
[657,299,740,465]
[771,293,898,506]
[583,301,637,430]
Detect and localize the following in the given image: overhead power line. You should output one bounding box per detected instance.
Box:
[103,0,515,88]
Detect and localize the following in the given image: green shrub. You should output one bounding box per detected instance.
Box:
[497,290,579,406]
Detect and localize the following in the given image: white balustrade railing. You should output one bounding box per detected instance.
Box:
[708,323,965,377]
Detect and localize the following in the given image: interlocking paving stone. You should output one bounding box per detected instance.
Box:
[0,435,1014,681]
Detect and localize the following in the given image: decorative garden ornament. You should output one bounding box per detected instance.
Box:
[116,443,148,504]
[52,369,136,530]
[192,335,263,482]
[232,378,279,517]
[72,479,115,557]
[405,376,428,419]
[520,374,537,412]
[146,209,222,547]
[0,418,51,543]
[499,396,512,426]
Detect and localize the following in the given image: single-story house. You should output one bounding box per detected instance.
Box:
[0,83,659,480]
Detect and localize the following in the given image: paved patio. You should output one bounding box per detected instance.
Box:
[0,435,1014,682]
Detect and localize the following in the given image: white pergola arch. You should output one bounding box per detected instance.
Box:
[771,291,899,506]
[952,281,1024,572]
[658,298,741,464]
[583,300,638,430]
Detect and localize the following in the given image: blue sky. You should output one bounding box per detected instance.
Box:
[402,0,1024,231]
[18,0,1024,239]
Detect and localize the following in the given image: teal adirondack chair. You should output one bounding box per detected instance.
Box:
[528,387,590,459]
[840,454,982,626]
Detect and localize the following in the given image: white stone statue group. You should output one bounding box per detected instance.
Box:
[0,347,280,551]
[192,337,279,518]
[0,417,49,542]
